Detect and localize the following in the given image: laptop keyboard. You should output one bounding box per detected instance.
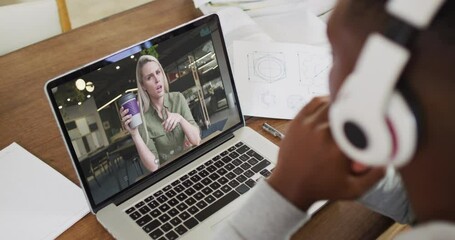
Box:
[124,141,273,240]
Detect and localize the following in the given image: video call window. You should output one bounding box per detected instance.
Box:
[50,21,240,205]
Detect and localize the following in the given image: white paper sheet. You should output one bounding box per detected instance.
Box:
[233,40,331,119]
[0,143,89,240]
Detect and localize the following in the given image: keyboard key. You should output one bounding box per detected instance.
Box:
[150,209,161,218]
[236,175,247,183]
[170,217,182,226]
[206,165,216,173]
[126,207,135,214]
[236,145,250,154]
[196,200,208,209]
[184,197,196,206]
[158,203,170,212]
[202,187,213,195]
[252,160,271,173]
[189,170,198,176]
[220,150,229,156]
[174,185,184,193]
[221,156,232,163]
[188,206,199,215]
[184,217,199,229]
[220,185,232,193]
[193,192,204,200]
[213,190,224,198]
[247,150,264,160]
[157,195,168,203]
[224,163,234,171]
[245,179,256,188]
[148,200,159,209]
[143,219,161,233]
[163,185,172,192]
[229,152,239,159]
[144,195,154,203]
[239,154,249,161]
[199,170,209,178]
[168,198,179,207]
[213,155,221,161]
[240,162,251,170]
[165,230,179,240]
[196,165,205,171]
[175,225,188,235]
[244,170,254,178]
[204,160,213,166]
[209,173,220,181]
[248,158,259,166]
[233,167,244,175]
[209,181,221,190]
[195,191,240,222]
[129,211,141,220]
[216,168,227,176]
[136,214,152,226]
[161,223,173,232]
[168,208,179,217]
[201,178,212,185]
[235,142,244,147]
[228,180,240,188]
[171,179,180,186]
[176,193,188,201]
[135,201,145,208]
[165,189,177,198]
[149,228,164,239]
[217,176,228,185]
[232,159,242,166]
[235,184,250,194]
[158,213,170,223]
[179,211,191,220]
[204,195,216,204]
[225,172,236,180]
[260,169,272,178]
[139,205,151,215]
[228,146,237,152]
[184,187,196,196]
[214,160,225,168]
[182,179,193,188]
[190,175,201,183]
[177,203,188,211]
[193,182,204,191]
[180,174,189,181]
[153,190,163,198]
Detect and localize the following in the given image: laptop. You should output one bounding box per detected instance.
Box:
[45,14,279,239]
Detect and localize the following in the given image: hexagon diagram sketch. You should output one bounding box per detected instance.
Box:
[298,52,331,85]
[248,52,286,83]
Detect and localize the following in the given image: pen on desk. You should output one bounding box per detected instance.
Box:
[262,122,285,139]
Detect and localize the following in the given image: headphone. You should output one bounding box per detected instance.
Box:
[329,0,446,167]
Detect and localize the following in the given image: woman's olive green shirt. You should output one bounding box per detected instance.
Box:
[139,92,198,165]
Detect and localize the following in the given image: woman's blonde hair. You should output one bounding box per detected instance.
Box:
[136,55,169,113]
[136,55,169,146]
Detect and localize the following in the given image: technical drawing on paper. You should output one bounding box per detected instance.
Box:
[248,52,286,83]
[287,95,307,110]
[298,52,331,85]
[297,52,331,96]
[260,90,278,107]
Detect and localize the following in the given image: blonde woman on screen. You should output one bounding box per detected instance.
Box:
[120,55,201,172]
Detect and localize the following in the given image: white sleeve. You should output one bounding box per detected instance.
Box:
[212,180,310,240]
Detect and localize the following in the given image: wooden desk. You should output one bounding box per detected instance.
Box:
[0,0,393,239]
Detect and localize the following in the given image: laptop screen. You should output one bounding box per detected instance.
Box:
[45,15,243,211]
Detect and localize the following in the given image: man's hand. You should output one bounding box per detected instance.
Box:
[268,96,385,211]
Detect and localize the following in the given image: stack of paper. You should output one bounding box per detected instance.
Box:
[0,143,89,240]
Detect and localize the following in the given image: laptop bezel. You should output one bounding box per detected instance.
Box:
[44,14,245,213]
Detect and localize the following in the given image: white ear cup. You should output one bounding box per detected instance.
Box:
[386,91,418,167]
[330,90,417,167]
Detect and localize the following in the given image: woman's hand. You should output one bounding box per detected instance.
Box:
[120,107,139,136]
[268,96,385,211]
[163,109,182,132]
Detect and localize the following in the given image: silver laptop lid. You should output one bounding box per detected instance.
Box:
[45,14,244,213]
